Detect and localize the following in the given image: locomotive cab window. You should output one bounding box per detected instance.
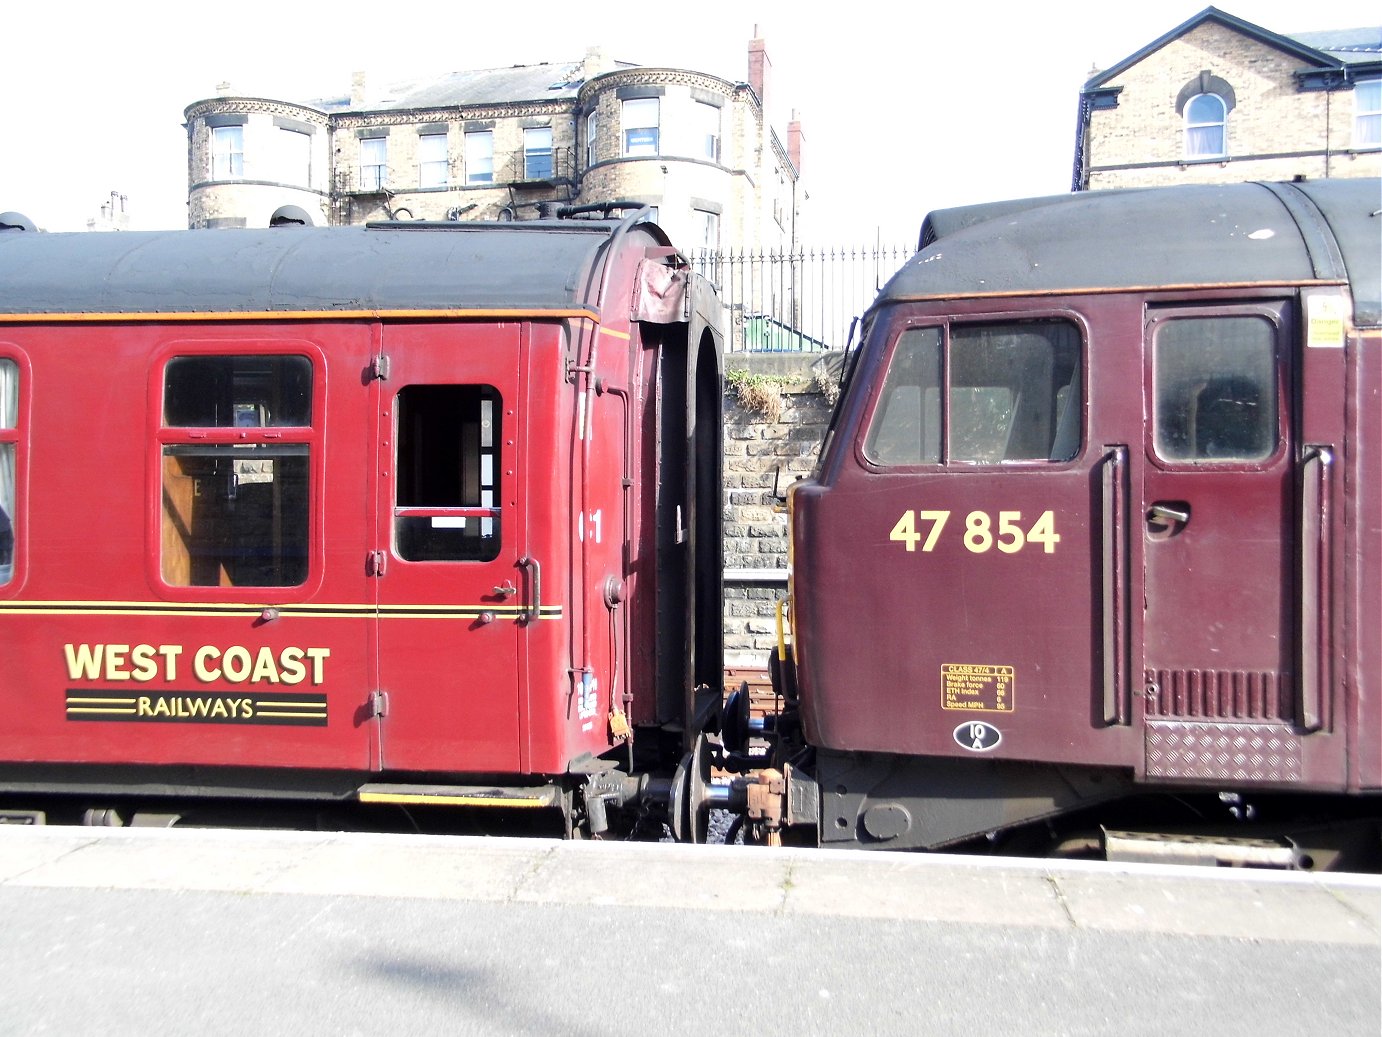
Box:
[394,385,501,562]
[0,358,17,586]
[160,355,313,588]
[1152,315,1278,463]
[865,319,1081,466]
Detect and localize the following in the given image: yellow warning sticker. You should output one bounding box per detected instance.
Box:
[941,664,1015,712]
[1306,295,1345,349]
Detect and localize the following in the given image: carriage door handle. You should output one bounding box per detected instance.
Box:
[1147,502,1190,529]
[517,556,541,624]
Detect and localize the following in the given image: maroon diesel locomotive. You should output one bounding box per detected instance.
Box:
[0,179,1378,869]
[739,177,1381,866]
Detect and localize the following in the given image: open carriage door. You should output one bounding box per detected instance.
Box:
[1140,301,1342,787]
[370,322,526,774]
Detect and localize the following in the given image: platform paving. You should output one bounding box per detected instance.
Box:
[0,826,1377,1035]
[2,825,1376,941]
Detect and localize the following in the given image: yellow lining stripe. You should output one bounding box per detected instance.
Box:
[358,791,550,808]
[887,278,1345,304]
[0,308,603,324]
[0,600,562,619]
[257,700,326,709]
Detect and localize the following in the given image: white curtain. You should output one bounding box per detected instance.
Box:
[1,358,15,535]
[0,358,14,428]
[1184,94,1226,158]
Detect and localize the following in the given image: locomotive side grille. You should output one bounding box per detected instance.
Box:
[1144,668,1292,722]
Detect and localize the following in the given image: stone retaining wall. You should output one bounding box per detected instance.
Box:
[720,351,841,667]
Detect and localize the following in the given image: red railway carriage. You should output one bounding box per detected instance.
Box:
[768,179,1381,862]
[0,213,723,823]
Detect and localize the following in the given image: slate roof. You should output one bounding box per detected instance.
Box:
[1084,7,1381,90]
[1287,27,1382,63]
[310,60,634,114]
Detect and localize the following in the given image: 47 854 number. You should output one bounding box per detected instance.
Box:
[889,510,1060,554]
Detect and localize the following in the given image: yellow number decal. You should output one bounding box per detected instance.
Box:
[964,511,993,553]
[1026,510,1061,553]
[995,511,1024,554]
[894,509,1058,553]
[919,510,949,552]
[890,510,921,552]
[891,510,950,552]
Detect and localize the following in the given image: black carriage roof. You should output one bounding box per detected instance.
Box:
[0,219,664,317]
[885,179,1381,327]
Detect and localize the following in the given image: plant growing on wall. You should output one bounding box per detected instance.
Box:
[726,369,787,423]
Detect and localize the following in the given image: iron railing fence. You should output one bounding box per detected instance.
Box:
[693,243,913,353]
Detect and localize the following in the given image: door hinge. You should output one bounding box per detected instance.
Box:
[367,550,388,576]
[370,690,390,719]
[370,354,391,381]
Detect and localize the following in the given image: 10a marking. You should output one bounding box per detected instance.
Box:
[889,510,1060,554]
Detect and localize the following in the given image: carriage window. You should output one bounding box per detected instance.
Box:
[865,320,1081,465]
[165,356,311,426]
[161,355,312,588]
[394,385,501,562]
[0,358,17,586]
[1154,316,1277,462]
[866,328,942,465]
[951,322,1081,462]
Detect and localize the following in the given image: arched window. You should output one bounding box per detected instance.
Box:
[1185,93,1227,158]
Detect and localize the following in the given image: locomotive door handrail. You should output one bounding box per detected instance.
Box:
[1298,445,1332,733]
[1100,445,1130,726]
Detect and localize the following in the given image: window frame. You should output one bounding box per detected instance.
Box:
[586,110,598,169]
[694,100,721,162]
[1355,79,1381,148]
[0,349,27,591]
[693,208,720,251]
[148,343,326,598]
[211,125,244,180]
[622,97,660,157]
[278,127,312,188]
[1184,92,1228,159]
[392,384,504,563]
[1145,306,1287,472]
[417,132,449,188]
[359,136,387,191]
[859,314,1086,471]
[523,126,553,181]
[464,130,494,185]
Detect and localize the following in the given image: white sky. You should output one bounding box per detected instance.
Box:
[2,0,1377,244]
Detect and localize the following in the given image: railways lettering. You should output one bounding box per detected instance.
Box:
[63,643,330,685]
[0,181,1377,869]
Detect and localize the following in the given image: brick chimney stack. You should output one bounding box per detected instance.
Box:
[788,114,804,174]
[351,72,367,106]
[748,35,771,108]
[584,46,610,79]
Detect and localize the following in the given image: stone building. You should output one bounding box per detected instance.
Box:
[1073,7,1380,191]
[183,39,803,257]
